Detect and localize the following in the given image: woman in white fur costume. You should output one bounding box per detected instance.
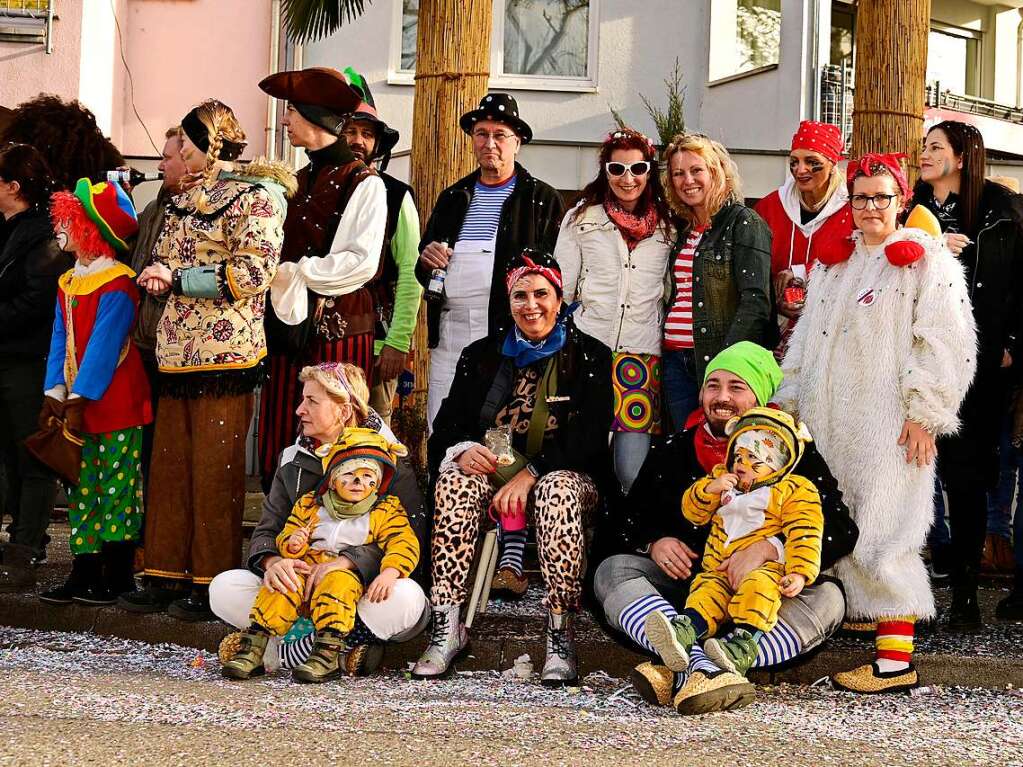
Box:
[775,152,976,694]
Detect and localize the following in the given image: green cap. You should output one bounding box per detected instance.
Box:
[703,341,782,406]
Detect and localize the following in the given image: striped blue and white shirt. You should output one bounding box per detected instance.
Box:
[457,176,517,242]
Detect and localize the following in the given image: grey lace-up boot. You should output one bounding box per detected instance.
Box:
[540,611,578,687]
[411,603,468,679]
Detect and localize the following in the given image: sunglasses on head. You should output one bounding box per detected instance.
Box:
[605,161,651,177]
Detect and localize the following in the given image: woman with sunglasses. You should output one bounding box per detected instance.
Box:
[754,121,853,359]
[660,133,773,431]
[775,154,975,693]
[556,128,674,494]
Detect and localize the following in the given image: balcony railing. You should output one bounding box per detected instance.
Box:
[0,0,54,53]
[926,85,1023,125]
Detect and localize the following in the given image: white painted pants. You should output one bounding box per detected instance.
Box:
[209,569,429,670]
[426,296,491,431]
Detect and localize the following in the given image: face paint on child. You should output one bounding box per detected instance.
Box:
[731,446,774,491]
[333,467,379,502]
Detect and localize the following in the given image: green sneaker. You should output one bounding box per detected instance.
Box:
[292,632,347,684]
[221,629,269,680]
[704,628,759,677]
[644,612,698,672]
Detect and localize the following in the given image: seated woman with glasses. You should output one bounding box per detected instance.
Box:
[775,153,976,694]
[555,128,675,496]
[659,133,774,432]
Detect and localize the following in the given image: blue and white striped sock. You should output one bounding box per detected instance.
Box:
[618,594,678,653]
[750,618,802,668]
[498,526,527,576]
[688,643,722,675]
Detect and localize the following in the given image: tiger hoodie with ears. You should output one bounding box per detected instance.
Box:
[126,99,297,621]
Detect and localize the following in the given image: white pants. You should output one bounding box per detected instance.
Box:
[427,297,491,430]
[209,569,429,670]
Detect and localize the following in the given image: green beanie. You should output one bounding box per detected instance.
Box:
[703,341,782,406]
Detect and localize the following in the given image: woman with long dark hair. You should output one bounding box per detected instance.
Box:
[556,128,674,494]
[916,120,1023,630]
[0,144,69,590]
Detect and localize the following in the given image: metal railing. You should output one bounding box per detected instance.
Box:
[926,84,1023,125]
[0,0,54,53]
[820,62,855,146]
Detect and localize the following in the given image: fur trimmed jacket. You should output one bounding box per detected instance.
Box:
[775,227,976,621]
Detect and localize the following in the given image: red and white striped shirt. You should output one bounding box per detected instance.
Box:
[664,226,706,350]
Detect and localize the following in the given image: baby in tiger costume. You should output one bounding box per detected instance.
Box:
[645,407,824,679]
[222,427,419,683]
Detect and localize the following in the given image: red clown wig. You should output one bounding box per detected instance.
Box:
[49,191,117,261]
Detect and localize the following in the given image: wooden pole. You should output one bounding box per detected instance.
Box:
[399,0,493,472]
[850,0,931,182]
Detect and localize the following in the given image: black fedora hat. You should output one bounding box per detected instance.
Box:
[459,93,532,144]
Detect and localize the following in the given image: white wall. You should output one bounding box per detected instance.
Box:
[302,0,809,194]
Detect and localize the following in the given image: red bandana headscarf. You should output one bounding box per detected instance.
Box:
[791,121,844,164]
[845,152,911,198]
[505,252,563,296]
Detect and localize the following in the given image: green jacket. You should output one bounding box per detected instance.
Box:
[666,202,774,380]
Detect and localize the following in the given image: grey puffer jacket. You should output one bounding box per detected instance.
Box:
[247,416,429,585]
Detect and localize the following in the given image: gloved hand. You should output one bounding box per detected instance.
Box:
[62,396,87,436]
[38,396,66,431]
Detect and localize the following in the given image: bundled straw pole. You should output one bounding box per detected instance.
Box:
[850,0,931,182]
[404,0,493,469]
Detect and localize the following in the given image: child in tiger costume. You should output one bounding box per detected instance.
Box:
[222,427,419,683]
[645,407,824,679]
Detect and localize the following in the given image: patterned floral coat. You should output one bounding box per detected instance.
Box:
[151,160,295,394]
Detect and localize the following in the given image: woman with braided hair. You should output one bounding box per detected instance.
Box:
[121,99,297,621]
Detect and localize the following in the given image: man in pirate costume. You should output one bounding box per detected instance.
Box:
[341,67,423,426]
[258,68,388,492]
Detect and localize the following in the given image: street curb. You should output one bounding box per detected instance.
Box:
[2,593,1021,690]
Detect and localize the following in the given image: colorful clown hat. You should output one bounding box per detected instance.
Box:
[73,178,138,252]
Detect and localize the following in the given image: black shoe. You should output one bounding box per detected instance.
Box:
[72,582,118,606]
[996,572,1023,622]
[928,545,952,581]
[947,568,983,633]
[39,580,87,605]
[117,584,184,614]
[102,541,139,597]
[167,591,214,622]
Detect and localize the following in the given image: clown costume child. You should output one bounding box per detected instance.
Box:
[222,427,418,683]
[39,179,152,605]
[645,407,824,678]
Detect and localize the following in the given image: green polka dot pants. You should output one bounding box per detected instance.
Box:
[67,427,144,555]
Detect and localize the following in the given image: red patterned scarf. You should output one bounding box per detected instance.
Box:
[605,199,658,252]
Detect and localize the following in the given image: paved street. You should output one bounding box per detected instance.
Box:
[0,628,1020,766]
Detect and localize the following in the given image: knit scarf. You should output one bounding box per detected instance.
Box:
[322,490,378,521]
[502,303,577,367]
[605,199,658,251]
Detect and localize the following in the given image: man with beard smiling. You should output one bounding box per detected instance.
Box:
[341,68,423,426]
[593,341,857,715]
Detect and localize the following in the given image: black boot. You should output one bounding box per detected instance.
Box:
[996,569,1023,622]
[117,576,188,613]
[39,554,101,605]
[102,541,139,598]
[167,585,214,622]
[947,565,983,633]
[0,543,37,593]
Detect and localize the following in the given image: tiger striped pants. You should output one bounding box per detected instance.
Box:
[250,568,363,637]
[685,560,785,635]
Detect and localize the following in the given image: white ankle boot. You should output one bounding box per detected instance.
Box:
[411,603,468,679]
[541,611,578,687]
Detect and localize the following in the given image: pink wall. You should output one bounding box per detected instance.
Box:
[120,0,272,158]
[0,2,84,108]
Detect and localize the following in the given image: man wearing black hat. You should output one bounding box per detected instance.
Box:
[256,67,388,489]
[416,93,565,429]
[341,67,423,426]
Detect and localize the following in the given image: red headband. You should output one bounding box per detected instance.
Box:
[791,121,844,164]
[846,152,910,198]
[505,254,563,295]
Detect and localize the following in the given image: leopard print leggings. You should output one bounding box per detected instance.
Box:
[430,468,598,613]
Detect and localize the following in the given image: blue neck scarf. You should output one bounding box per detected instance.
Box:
[502,303,577,367]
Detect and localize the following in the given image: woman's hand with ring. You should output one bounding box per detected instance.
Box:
[456,444,498,476]
[898,419,936,467]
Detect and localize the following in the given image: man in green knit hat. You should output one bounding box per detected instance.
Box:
[342,67,423,426]
[593,341,858,716]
